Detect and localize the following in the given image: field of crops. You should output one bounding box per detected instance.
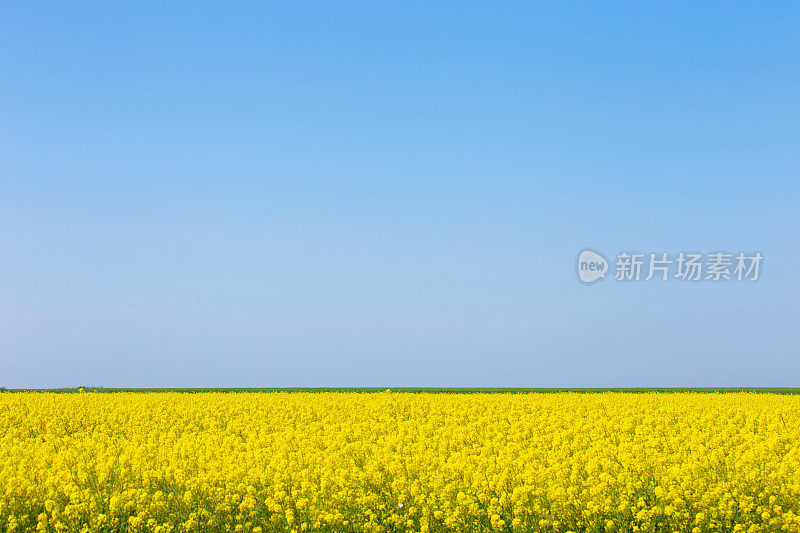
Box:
[2,392,800,533]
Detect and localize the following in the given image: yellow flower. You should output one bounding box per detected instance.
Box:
[2,392,800,532]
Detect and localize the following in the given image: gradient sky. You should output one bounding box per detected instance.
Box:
[2,2,799,388]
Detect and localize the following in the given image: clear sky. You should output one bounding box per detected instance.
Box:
[2,2,798,388]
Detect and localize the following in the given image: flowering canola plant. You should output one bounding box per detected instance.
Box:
[2,392,800,533]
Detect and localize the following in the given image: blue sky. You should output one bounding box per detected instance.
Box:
[1,2,798,387]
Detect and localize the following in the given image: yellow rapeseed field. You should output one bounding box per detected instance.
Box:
[2,392,800,533]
